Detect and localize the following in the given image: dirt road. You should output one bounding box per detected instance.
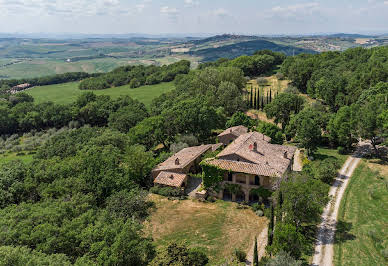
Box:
[312,143,370,266]
[245,227,268,265]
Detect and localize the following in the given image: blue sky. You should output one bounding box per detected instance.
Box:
[0,0,387,35]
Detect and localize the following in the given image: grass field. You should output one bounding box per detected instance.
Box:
[334,161,388,266]
[26,81,175,107]
[0,152,34,165]
[144,194,267,264]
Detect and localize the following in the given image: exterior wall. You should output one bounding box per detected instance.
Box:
[217,171,275,202]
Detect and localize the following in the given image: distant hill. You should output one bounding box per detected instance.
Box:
[188,39,316,61]
[190,34,257,45]
[327,33,376,38]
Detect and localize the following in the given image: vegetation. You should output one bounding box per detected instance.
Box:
[145,194,267,265]
[25,81,175,106]
[334,162,388,266]
[79,60,190,90]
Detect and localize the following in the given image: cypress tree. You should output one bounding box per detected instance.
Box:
[253,236,259,266]
[269,88,272,103]
[268,203,274,246]
[266,91,269,105]
[253,88,257,109]
[250,86,253,108]
[257,88,260,110]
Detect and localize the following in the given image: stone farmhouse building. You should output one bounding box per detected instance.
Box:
[217,125,249,145]
[151,144,222,188]
[151,126,296,202]
[207,131,296,202]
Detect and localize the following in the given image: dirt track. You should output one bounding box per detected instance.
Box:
[312,143,370,266]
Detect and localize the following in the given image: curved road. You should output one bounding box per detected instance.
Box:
[312,142,370,266]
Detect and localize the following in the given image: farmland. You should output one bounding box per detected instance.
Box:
[144,194,267,265]
[26,81,175,107]
[334,161,388,266]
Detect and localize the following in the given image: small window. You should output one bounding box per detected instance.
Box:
[254,175,260,185]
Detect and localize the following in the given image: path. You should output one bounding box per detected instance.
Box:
[312,142,370,266]
[245,227,268,265]
[293,149,303,172]
[185,176,202,198]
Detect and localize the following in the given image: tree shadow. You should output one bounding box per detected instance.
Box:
[334,220,356,244]
[301,225,319,256]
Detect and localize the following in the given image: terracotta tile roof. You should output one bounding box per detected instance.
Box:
[217,132,296,176]
[206,159,281,177]
[218,125,249,137]
[153,144,212,172]
[154,171,187,187]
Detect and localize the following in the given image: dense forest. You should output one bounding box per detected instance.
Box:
[0,45,387,265]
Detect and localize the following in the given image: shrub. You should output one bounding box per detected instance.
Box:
[256,210,264,217]
[150,186,183,198]
[275,72,285,80]
[257,77,268,86]
[337,146,346,155]
[234,248,246,262]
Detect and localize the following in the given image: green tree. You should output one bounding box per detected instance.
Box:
[264,93,305,130]
[225,112,255,128]
[269,222,306,259]
[150,242,208,266]
[327,106,358,149]
[253,237,259,266]
[277,175,329,228]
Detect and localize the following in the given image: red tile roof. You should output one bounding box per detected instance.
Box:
[217,132,296,176]
[205,159,281,177]
[154,171,188,187]
[153,144,212,172]
[218,125,249,137]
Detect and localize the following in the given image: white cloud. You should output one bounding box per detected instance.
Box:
[184,0,199,7]
[160,6,179,20]
[384,1,388,5]
[213,8,229,18]
[0,0,131,17]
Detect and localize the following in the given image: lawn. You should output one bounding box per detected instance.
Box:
[144,194,267,264]
[26,81,175,107]
[0,152,34,165]
[334,161,388,266]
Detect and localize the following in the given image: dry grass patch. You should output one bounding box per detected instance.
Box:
[246,75,289,94]
[144,194,267,264]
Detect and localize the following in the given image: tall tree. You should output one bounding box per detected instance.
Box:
[264,93,305,130]
[253,88,257,110]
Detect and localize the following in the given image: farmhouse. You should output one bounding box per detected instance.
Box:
[217,125,249,145]
[151,144,216,188]
[206,131,296,202]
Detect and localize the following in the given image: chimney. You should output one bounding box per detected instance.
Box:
[230,129,233,133]
[249,144,253,150]
[169,174,174,180]
[253,142,257,151]
[175,158,180,165]
[283,151,288,159]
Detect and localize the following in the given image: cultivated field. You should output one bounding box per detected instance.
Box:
[26,81,175,107]
[334,161,388,266]
[144,194,267,264]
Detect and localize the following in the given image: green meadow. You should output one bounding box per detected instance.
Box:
[26,81,175,107]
